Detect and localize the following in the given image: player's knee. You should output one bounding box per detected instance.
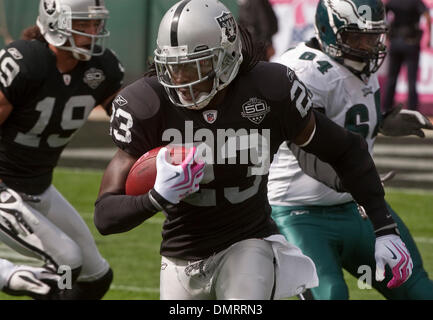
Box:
[54,238,83,271]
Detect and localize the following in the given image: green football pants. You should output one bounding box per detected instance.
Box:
[271,201,433,299]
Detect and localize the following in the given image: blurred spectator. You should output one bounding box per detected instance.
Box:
[383,0,432,112]
[238,0,278,61]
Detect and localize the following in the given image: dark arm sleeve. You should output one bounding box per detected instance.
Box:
[94,192,158,235]
[301,110,396,234]
[288,142,345,192]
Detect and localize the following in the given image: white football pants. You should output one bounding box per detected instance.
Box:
[0,185,109,282]
[160,238,276,300]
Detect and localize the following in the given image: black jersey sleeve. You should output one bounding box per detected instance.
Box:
[288,141,345,192]
[110,77,164,157]
[279,66,314,140]
[249,62,313,140]
[0,40,46,108]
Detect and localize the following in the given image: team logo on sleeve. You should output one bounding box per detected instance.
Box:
[215,12,237,43]
[362,86,373,97]
[202,110,218,124]
[286,68,296,82]
[114,95,128,106]
[241,98,270,125]
[7,48,23,60]
[83,68,106,89]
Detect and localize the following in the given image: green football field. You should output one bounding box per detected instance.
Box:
[0,167,432,300]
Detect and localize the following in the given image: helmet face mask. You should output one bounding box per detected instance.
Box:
[154,0,243,110]
[37,0,110,61]
[155,47,221,110]
[315,0,388,77]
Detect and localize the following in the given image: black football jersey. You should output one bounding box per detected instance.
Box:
[110,61,312,260]
[0,40,124,194]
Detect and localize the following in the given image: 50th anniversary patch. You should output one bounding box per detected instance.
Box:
[241,97,270,125]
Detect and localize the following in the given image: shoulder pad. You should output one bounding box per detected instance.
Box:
[93,48,124,81]
[112,77,162,120]
[247,61,294,101]
[1,40,49,82]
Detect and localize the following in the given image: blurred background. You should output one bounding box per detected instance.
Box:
[0,0,238,85]
[1,0,432,115]
[0,0,431,189]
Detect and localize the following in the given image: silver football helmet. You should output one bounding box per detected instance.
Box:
[154,0,243,110]
[36,0,110,61]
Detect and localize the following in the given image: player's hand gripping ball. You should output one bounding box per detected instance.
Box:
[125,145,189,196]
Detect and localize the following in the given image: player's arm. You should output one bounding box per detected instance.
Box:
[94,148,162,235]
[293,110,394,233]
[0,91,13,125]
[288,141,344,191]
[295,110,413,288]
[288,142,394,192]
[94,146,204,235]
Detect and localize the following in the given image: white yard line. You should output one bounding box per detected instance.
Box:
[60,148,116,160]
[110,284,159,293]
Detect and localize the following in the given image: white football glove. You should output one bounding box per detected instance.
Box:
[153,146,205,204]
[3,265,60,299]
[375,234,413,289]
[380,105,433,138]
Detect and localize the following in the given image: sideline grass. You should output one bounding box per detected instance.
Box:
[0,168,432,300]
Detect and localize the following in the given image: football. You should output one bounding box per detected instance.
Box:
[125,145,188,196]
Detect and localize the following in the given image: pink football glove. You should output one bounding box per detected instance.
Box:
[153,146,205,204]
[375,234,413,289]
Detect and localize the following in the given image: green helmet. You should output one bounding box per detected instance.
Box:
[315,0,387,77]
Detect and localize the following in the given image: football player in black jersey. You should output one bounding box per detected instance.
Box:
[0,0,124,299]
[94,0,411,300]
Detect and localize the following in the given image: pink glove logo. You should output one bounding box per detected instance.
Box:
[154,146,205,204]
[375,235,413,289]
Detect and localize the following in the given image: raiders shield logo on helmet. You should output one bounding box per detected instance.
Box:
[215,12,237,43]
[43,0,56,15]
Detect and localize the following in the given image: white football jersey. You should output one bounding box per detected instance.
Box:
[268,42,381,206]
